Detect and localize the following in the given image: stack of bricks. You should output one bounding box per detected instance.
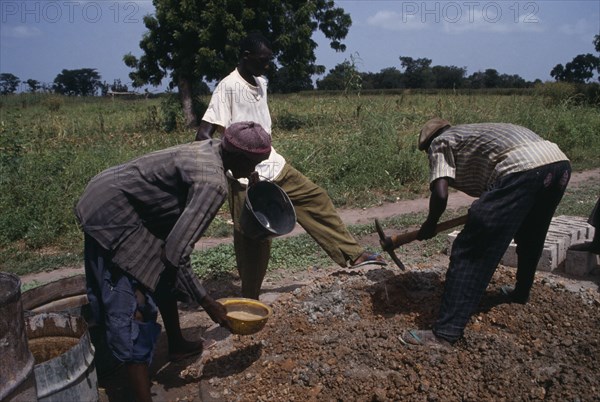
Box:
[446,216,599,276]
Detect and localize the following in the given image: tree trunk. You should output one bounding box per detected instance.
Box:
[177,76,199,129]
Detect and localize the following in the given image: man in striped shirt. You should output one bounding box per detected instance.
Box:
[75,122,271,401]
[401,118,571,347]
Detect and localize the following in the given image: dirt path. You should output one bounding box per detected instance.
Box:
[20,167,599,286]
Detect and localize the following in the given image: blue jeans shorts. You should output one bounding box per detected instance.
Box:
[84,234,162,365]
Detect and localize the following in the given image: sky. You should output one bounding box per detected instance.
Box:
[1,0,599,93]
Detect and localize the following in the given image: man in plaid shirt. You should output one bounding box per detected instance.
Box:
[401,118,570,347]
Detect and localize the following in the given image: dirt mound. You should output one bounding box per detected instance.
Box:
[196,266,600,401]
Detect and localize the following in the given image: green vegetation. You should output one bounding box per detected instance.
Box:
[1,89,599,276]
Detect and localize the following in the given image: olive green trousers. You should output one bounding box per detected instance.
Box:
[228,164,364,299]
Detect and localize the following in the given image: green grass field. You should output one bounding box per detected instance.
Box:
[1,88,599,277]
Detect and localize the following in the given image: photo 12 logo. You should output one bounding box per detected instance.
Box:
[1,1,142,24]
[401,1,540,24]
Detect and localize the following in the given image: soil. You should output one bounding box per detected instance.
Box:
[20,168,600,402]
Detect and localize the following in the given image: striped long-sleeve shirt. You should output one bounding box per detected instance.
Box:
[428,123,569,197]
[75,140,227,301]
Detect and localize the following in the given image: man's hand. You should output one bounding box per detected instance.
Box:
[416,219,438,240]
[201,296,232,331]
[248,171,260,186]
[195,121,218,141]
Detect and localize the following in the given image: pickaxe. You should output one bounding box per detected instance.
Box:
[375,214,468,270]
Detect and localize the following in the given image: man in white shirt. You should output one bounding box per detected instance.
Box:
[195,32,385,299]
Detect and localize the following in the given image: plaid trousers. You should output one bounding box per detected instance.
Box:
[433,161,571,342]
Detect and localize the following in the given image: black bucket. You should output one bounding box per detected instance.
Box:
[240,181,297,240]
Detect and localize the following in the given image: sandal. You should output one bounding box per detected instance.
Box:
[500,285,529,304]
[350,252,387,268]
[399,329,451,348]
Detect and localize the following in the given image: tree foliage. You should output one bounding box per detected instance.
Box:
[26,79,40,93]
[270,66,314,93]
[551,36,600,84]
[399,56,433,89]
[0,73,21,94]
[432,65,466,89]
[551,54,600,84]
[318,60,533,91]
[316,60,362,91]
[367,67,404,89]
[53,68,102,96]
[125,0,351,127]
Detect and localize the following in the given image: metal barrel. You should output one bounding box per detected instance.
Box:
[26,312,98,402]
[0,272,38,402]
[21,274,88,316]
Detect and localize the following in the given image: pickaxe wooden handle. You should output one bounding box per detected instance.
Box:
[375,214,468,270]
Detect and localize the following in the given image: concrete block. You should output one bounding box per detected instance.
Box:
[553,216,594,242]
[536,241,559,272]
[445,215,594,272]
[565,249,600,276]
[544,233,568,268]
[547,228,577,248]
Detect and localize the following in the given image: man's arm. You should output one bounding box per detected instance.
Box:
[417,177,449,240]
[195,120,219,141]
[163,182,226,268]
[174,262,231,330]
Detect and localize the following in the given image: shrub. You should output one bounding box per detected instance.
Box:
[44,96,64,112]
[274,111,307,130]
[533,81,599,106]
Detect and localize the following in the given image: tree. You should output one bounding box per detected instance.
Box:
[551,36,600,84]
[270,66,314,93]
[53,68,102,96]
[26,79,40,93]
[399,56,432,89]
[498,73,528,88]
[465,71,483,89]
[110,79,129,93]
[124,0,351,127]
[316,60,361,91]
[551,54,599,83]
[0,73,20,94]
[431,65,466,89]
[371,67,403,89]
[482,68,501,88]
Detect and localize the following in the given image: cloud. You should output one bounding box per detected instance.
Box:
[366,4,545,34]
[558,18,591,35]
[1,25,43,38]
[442,12,545,34]
[367,10,427,31]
